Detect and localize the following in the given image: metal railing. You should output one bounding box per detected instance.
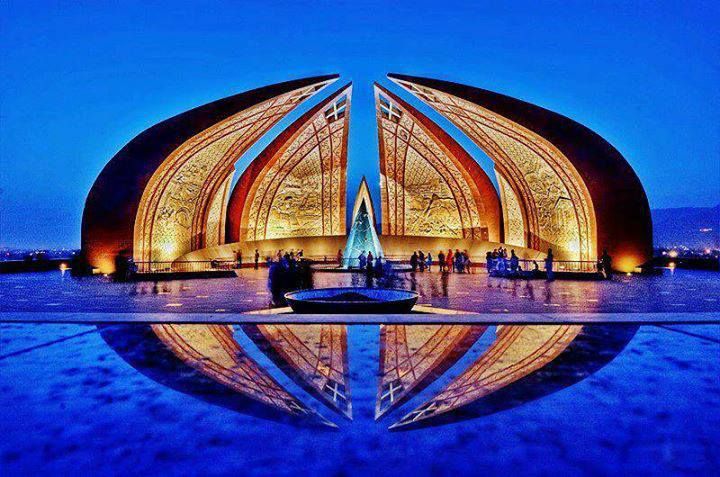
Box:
[131,257,599,274]
[486,258,598,274]
[133,260,237,274]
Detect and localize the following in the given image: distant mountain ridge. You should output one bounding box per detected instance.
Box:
[652,204,720,249]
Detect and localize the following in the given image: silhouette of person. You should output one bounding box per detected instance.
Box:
[544,248,555,281]
[600,249,612,278]
[510,250,519,274]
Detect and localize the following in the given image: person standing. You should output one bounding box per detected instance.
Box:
[426,251,432,271]
[446,249,454,272]
[254,249,260,269]
[454,249,463,273]
[599,249,612,278]
[545,248,555,281]
[418,251,425,271]
[410,251,418,271]
[337,249,344,268]
[236,250,243,269]
[375,255,384,276]
[510,249,519,274]
[438,250,446,272]
[358,251,367,270]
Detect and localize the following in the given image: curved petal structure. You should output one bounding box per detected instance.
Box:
[243,324,352,419]
[388,74,652,271]
[376,324,486,419]
[151,324,334,426]
[226,84,352,243]
[82,75,337,272]
[375,84,502,242]
[391,325,583,429]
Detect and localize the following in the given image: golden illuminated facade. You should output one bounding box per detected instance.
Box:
[227,85,351,244]
[133,80,336,263]
[375,85,501,242]
[84,74,651,273]
[389,77,596,261]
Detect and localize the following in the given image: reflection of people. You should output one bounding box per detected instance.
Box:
[544,248,554,281]
[254,249,260,269]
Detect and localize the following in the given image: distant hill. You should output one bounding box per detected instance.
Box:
[652,204,720,249]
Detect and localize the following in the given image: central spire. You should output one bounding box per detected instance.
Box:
[343,177,383,267]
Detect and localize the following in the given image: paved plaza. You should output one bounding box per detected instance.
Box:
[1,269,719,317]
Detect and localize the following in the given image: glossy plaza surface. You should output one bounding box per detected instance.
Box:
[2,268,719,475]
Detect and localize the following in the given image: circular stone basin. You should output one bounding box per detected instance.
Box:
[284,287,419,314]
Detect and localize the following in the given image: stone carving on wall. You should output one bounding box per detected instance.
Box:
[391,79,596,261]
[496,172,526,248]
[375,85,497,241]
[133,79,334,263]
[241,89,351,242]
[204,174,233,248]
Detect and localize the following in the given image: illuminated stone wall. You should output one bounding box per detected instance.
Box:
[203,174,233,248]
[496,172,526,248]
[227,86,351,243]
[390,77,597,261]
[133,80,334,263]
[375,84,501,242]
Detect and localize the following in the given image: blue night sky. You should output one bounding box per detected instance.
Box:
[1,1,718,248]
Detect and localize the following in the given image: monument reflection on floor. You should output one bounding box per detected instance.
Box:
[1,317,717,474]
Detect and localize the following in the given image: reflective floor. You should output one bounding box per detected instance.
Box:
[1,268,719,314]
[1,270,719,475]
[0,321,718,475]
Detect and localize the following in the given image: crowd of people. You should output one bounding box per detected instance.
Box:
[408,249,474,273]
[485,247,538,278]
[347,250,391,278]
[266,249,312,305]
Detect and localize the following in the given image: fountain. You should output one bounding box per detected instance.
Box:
[287,178,416,313]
